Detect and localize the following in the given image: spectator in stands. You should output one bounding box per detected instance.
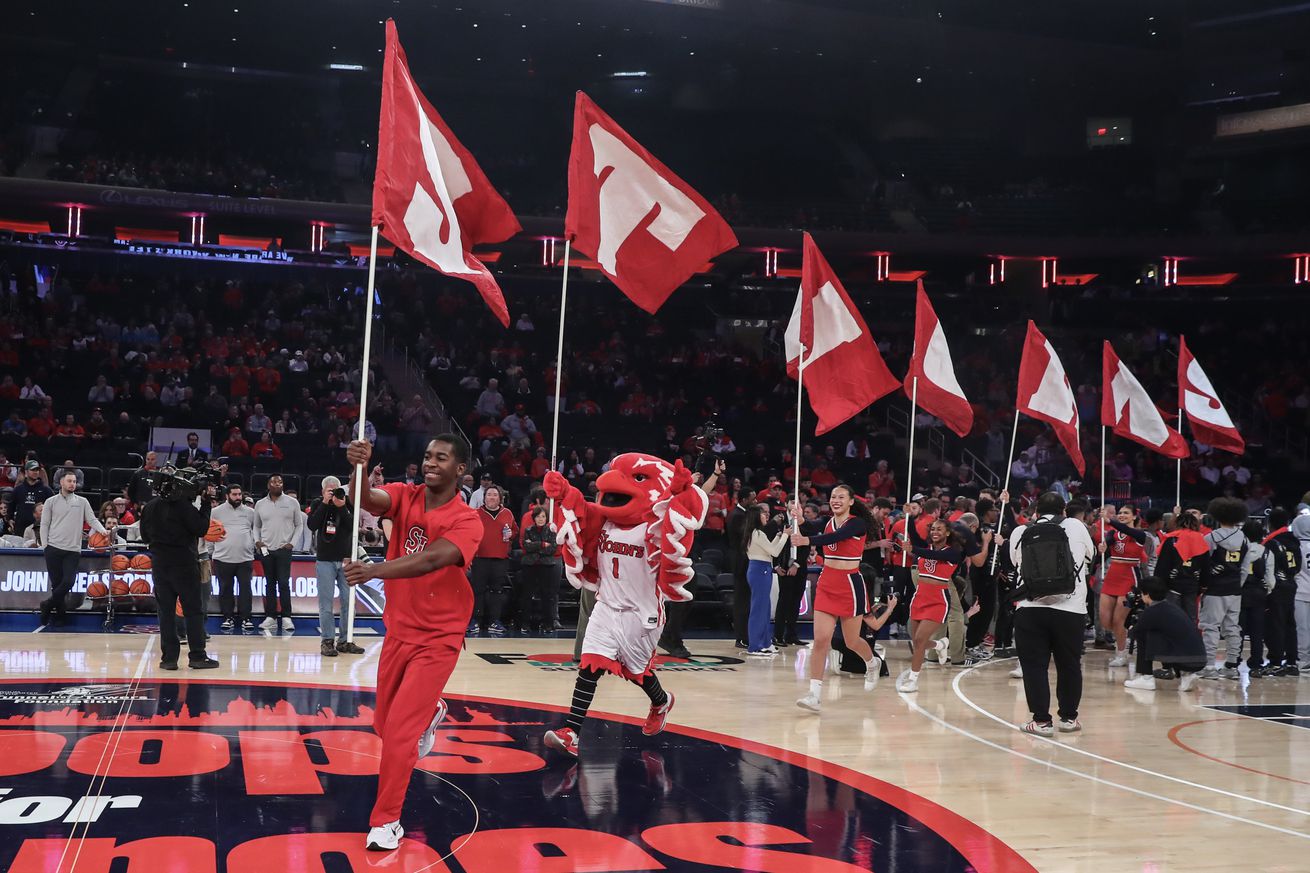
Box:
[19,377,48,401]
[468,473,493,510]
[87,375,115,404]
[0,376,17,401]
[470,485,516,637]
[114,412,143,445]
[501,406,537,443]
[85,409,111,442]
[22,501,46,547]
[13,461,53,536]
[53,460,84,490]
[246,403,272,436]
[475,379,507,420]
[27,408,57,442]
[0,451,17,491]
[518,506,561,636]
[222,427,250,457]
[401,463,421,485]
[2,412,27,438]
[55,415,85,441]
[400,395,433,455]
[274,410,298,435]
[252,431,284,461]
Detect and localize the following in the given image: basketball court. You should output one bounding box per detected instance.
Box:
[1,629,1306,872]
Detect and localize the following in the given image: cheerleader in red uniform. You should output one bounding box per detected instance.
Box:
[1095,504,1148,666]
[896,503,971,693]
[790,484,890,713]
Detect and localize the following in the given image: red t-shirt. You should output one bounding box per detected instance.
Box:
[379,483,483,646]
[475,506,518,559]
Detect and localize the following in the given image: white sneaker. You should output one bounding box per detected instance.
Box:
[259,616,276,630]
[864,657,882,689]
[1179,672,1201,692]
[1199,665,1222,680]
[747,648,778,658]
[796,693,822,713]
[416,698,449,758]
[932,638,949,665]
[1057,717,1081,733]
[1009,664,1024,679]
[1108,651,1129,667]
[895,670,918,693]
[281,617,296,633]
[1124,675,1156,691]
[366,820,404,851]
[1020,720,1054,737]
[826,650,842,676]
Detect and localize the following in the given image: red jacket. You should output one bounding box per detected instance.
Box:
[475,506,518,559]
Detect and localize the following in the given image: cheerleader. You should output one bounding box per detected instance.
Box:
[1095,504,1147,666]
[896,503,979,693]
[790,485,883,712]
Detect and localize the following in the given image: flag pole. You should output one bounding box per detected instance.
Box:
[989,407,1021,574]
[790,358,806,557]
[344,224,381,644]
[1175,406,1184,512]
[548,238,572,523]
[1099,424,1107,543]
[904,376,918,506]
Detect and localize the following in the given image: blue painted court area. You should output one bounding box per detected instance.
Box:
[1204,704,1310,730]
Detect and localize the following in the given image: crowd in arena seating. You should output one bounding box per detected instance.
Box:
[45,152,342,202]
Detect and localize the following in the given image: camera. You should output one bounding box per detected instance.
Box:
[1122,588,1145,630]
[150,461,221,501]
[693,417,726,479]
[330,487,347,500]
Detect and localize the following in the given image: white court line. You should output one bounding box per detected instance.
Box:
[59,635,155,873]
[901,695,1310,841]
[949,659,1310,818]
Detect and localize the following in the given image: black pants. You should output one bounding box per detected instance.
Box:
[470,557,509,627]
[1240,600,1266,670]
[1014,607,1084,724]
[1135,647,1207,676]
[517,563,559,631]
[966,570,997,649]
[1167,585,1199,626]
[42,547,81,618]
[774,570,806,643]
[1265,594,1297,666]
[215,559,253,621]
[661,598,690,649]
[732,563,750,644]
[994,574,1017,648]
[889,567,914,627]
[154,558,208,664]
[261,547,294,619]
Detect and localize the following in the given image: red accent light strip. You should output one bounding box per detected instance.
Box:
[115,227,181,243]
[0,219,52,234]
[1174,273,1238,286]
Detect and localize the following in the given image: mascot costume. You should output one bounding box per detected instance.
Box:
[542,453,708,757]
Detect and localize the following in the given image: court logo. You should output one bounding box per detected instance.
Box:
[476,652,743,672]
[0,684,152,704]
[0,679,1029,872]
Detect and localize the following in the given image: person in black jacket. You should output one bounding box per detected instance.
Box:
[140,476,219,670]
[774,502,818,646]
[1262,509,1302,676]
[518,506,562,636]
[726,492,752,649]
[1123,576,1207,692]
[307,476,362,658]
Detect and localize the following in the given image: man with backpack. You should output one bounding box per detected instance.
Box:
[1006,491,1096,737]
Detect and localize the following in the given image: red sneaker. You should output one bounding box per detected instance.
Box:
[642,692,675,736]
[543,727,580,758]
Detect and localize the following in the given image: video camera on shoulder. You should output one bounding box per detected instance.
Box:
[150,460,221,500]
[693,417,726,480]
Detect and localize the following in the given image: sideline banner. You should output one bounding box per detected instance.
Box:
[0,549,385,617]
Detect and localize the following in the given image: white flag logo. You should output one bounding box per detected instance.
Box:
[1110,363,1170,447]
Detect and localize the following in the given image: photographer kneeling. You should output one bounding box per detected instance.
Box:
[140,467,220,670]
[1123,576,1207,693]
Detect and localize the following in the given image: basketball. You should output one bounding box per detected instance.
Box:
[129,579,152,595]
[86,581,109,599]
[89,531,111,549]
[129,554,153,571]
[111,555,130,572]
[110,579,130,596]
[204,520,227,542]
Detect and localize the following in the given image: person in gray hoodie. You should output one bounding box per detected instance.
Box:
[1200,497,1252,679]
[1290,498,1310,671]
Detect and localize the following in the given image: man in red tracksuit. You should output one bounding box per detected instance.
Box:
[344,434,482,853]
[470,484,518,636]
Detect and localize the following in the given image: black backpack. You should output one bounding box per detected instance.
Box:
[1017,520,1077,599]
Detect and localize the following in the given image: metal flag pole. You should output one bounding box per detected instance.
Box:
[344,224,381,644]
[989,408,1022,574]
[904,377,919,506]
[550,239,572,475]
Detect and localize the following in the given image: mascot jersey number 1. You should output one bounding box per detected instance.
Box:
[542,453,708,758]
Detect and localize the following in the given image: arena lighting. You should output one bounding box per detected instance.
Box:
[328,63,365,71]
[1162,257,1180,287]
[611,71,649,78]
[65,205,83,238]
[540,237,558,267]
[872,252,890,282]
[764,248,779,278]
[1040,257,1058,289]
[189,215,206,246]
[1295,255,1310,284]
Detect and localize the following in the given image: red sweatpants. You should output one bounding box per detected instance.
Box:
[369,634,462,826]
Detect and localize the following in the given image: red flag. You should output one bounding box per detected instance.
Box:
[784,234,898,435]
[1016,321,1085,475]
[1178,335,1244,454]
[1101,341,1189,459]
[904,281,972,436]
[565,92,738,313]
[372,19,521,326]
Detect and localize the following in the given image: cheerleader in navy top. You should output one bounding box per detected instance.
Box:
[897,506,968,693]
[789,485,895,714]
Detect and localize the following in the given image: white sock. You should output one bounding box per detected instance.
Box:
[810,679,822,696]
[866,655,879,668]
[909,670,920,680]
